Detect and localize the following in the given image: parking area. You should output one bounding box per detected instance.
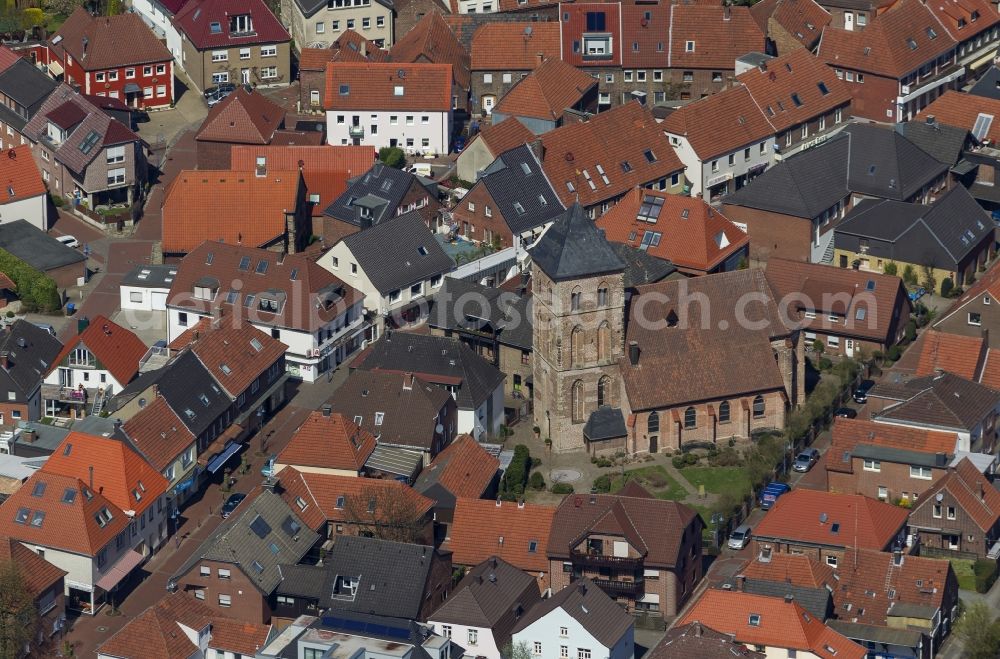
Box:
[133,74,209,148]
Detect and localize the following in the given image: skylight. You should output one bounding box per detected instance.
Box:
[250,338,263,352]
[856,308,867,321]
[791,93,802,107]
[907,37,918,50]
[926,27,937,39]
[62,488,76,504]
[32,481,46,497]
[78,130,101,155]
[221,364,232,375]
[520,162,531,175]
[238,256,251,271]
[249,515,272,539]
[255,260,269,274]
[290,268,299,281]
[865,279,876,291]
[748,614,761,626]
[209,21,222,33]
[643,149,657,163]
[817,82,829,95]
[637,195,664,223]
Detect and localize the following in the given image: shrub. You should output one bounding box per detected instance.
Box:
[672,456,686,469]
[0,248,61,312]
[904,320,917,343]
[886,345,902,362]
[551,482,574,495]
[530,457,541,469]
[528,471,546,491]
[684,452,699,466]
[902,264,918,286]
[499,444,531,500]
[883,262,898,276]
[812,339,825,354]
[378,146,406,169]
[819,357,833,370]
[941,277,954,298]
[50,194,64,208]
[592,474,612,493]
[976,559,998,593]
[728,438,736,448]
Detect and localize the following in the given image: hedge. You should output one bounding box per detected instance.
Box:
[551,482,574,495]
[975,559,998,593]
[499,444,531,500]
[0,247,61,312]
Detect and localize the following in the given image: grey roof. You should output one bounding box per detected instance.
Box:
[970,66,1000,101]
[0,220,85,272]
[364,444,424,478]
[0,320,62,402]
[342,211,454,295]
[430,557,540,642]
[851,443,951,469]
[153,350,233,437]
[8,423,70,456]
[843,123,949,201]
[872,371,1000,432]
[120,264,178,288]
[175,489,319,595]
[310,535,439,619]
[511,578,633,648]
[740,580,834,620]
[529,204,625,282]
[608,243,678,288]
[651,623,766,659]
[426,277,533,350]
[107,367,167,413]
[324,163,433,228]
[354,332,504,410]
[886,601,940,619]
[583,406,627,442]
[834,186,994,268]
[0,60,58,131]
[897,121,971,166]
[274,563,327,599]
[479,145,565,235]
[827,620,924,649]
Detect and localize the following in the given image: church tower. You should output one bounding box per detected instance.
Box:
[531,204,627,453]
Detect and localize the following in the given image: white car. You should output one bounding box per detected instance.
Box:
[728,524,752,550]
[56,235,79,249]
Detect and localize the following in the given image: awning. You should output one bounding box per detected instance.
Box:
[206,442,242,474]
[47,60,63,76]
[970,51,997,71]
[123,82,142,94]
[95,549,144,591]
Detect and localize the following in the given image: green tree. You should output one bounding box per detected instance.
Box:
[902,264,918,286]
[904,319,917,343]
[501,641,533,659]
[941,277,954,298]
[955,602,1000,659]
[883,262,898,276]
[378,146,406,169]
[0,562,38,659]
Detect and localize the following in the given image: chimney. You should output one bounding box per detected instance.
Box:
[360,39,367,57]
[535,52,544,68]
[628,341,640,366]
[20,428,35,444]
[113,418,123,433]
[89,465,94,490]
[723,4,731,20]
[322,404,332,417]
[979,480,986,501]
[784,594,794,604]
[935,452,947,467]
[262,476,278,492]
[403,373,414,390]
[578,583,587,596]
[737,574,746,591]
[926,114,936,126]
[0,351,8,370]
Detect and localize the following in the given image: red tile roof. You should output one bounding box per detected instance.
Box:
[596,188,748,273]
[667,5,766,71]
[195,88,285,145]
[50,314,147,386]
[416,434,499,499]
[324,62,452,112]
[299,30,389,70]
[0,145,46,204]
[736,49,852,133]
[230,144,375,215]
[390,11,470,90]
[0,46,22,74]
[661,85,776,160]
[750,0,831,50]
[173,0,290,49]
[828,417,960,474]
[740,552,836,589]
[276,411,376,473]
[917,90,1000,144]
[122,397,196,472]
[753,489,909,551]
[0,536,66,598]
[51,8,173,69]
[679,590,866,659]
[171,317,286,397]
[469,118,533,158]
[980,349,1000,390]
[540,102,684,208]
[914,457,1000,531]
[493,58,596,121]
[448,498,555,574]
[817,0,957,78]
[893,329,987,380]
[470,22,560,71]
[161,169,303,253]
[925,0,1000,42]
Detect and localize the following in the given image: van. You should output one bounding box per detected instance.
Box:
[728,524,752,550]
[408,162,433,178]
[760,482,791,510]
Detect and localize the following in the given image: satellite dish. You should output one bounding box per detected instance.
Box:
[936,492,944,502]
[435,423,444,434]
[524,26,533,36]
[819,512,828,524]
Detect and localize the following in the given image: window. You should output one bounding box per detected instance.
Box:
[560,647,569,659]
[648,411,659,434]
[468,630,478,646]
[947,506,956,520]
[106,145,125,164]
[260,66,278,79]
[969,312,982,326]
[685,40,695,52]
[624,70,633,82]
[684,406,696,429]
[933,504,942,518]
[211,50,228,62]
[719,401,730,423]
[95,72,105,82]
[377,16,385,27]
[362,17,371,28]
[261,45,277,57]
[194,589,205,600]
[218,594,231,607]
[560,627,568,637]
[910,466,932,479]
[107,168,126,186]
[571,291,581,311]
[534,642,542,655]
[212,72,229,83]
[863,459,881,472]
[156,64,166,75]
[752,395,765,419]
[578,650,591,659]
[878,486,888,500]
[125,67,135,79]
[200,566,210,576]
[711,159,719,173]
[218,568,231,579]
[826,555,838,567]
[240,47,252,58]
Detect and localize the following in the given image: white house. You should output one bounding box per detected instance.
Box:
[316,210,453,338]
[119,263,176,312]
[165,242,368,383]
[512,579,635,659]
[325,62,453,156]
[128,0,187,63]
[0,145,49,231]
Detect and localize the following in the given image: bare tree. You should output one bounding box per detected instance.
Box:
[343,484,428,544]
[0,562,38,659]
[500,641,532,659]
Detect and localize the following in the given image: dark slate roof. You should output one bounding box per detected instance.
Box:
[608,243,679,288]
[843,123,948,201]
[173,489,319,595]
[511,578,634,648]
[274,563,327,599]
[583,406,627,442]
[897,121,971,166]
[0,60,58,130]
[429,557,541,639]
[651,622,766,659]
[834,185,993,268]
[480,145,565,235]
[120,264,178,288]
[0,320,63,402]
[741,580,834,620]
[153,350,233,437]
[314,535,439,619]
[342,211,454,295]
[0,220,85,271]
[107,367,167,413]
[827,620,924,649]
[323,163,432,227]
[872,371,1000,432]
[970,66,1000,101]
[354,332,504,410]
[529,204,625,282]
[426,277,532,350]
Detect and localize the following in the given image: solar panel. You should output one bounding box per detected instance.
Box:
[249,515,272,539]
[281,515,302,537]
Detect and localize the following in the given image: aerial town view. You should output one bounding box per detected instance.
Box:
[0,0,998,657]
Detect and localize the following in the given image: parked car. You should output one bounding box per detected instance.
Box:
[56,235,79,249]
[760,482,791,510]
[728,524,753,550]
[793,448,821,473]
[203,82,235,99]
[453,136,466,153]
[220,492,247,519]
[32,323,56,337]
[908,287,927,302]
[854,379,876,404]
[834,407,857,419]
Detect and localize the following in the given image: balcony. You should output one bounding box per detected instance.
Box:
[590,577,644,598]
[41,384,94,404]
[570,550,643,570]
[348,125,365,138]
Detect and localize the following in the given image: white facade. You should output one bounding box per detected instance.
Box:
[428,621,501,659]
[43,345,130,415]
[512,605,635,659]
[165,301,368,383]
[663,132,776,202]
[326,109,452,157]
[0,193,48,231]
[129,0,186,63]
[120,284,170,312]
[459,383,504,439]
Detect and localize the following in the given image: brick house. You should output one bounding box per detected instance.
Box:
[456,116,533,182]
[491,58,597,134]
[765,258,911,358]
[47,9,175,110]
[469,22,560,117]
[894,329,990,382]
[297,31,389,114]
[546,487,704,619]
[815,0,894,31]
[826,417,962,503]
[909,457,1000,559]
[0,321,62,427]
[194,88,287,169]
[752,489,910,568]
[933,267,1000,349]
[168,488,320,624]
[390,12,471,112]
[414,434,500,525]
[749,0,831,54]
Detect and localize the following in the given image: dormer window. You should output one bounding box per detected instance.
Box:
[46,122,65,144]
[193,284,217,301]
[258,296,282,313]
[230,14,253,35]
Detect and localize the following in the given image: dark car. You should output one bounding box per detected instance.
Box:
[220,492,247,519]
[854,379,876,404]
[203,82,236,99]
[834,407,858,419]
[793,448,820,473]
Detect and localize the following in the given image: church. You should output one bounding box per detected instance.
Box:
[531,204,805,455]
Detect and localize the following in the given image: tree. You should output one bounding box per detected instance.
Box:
[883,262,898,276]
[343,484,428,544]
[902,264,918,286]
[955,602,1000,659]
[500,641,533,659]
[45,0,84,15]
[378,147,406,169]
[0,562,38,659]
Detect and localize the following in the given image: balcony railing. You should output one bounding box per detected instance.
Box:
[590,577,644,598]
[41,384,94,403]
[570,550,643,570]
[348,125,364,138]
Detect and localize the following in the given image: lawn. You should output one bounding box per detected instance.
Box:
[609,465,689,501]
[953,559,976,591]
[680,466,753,500]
